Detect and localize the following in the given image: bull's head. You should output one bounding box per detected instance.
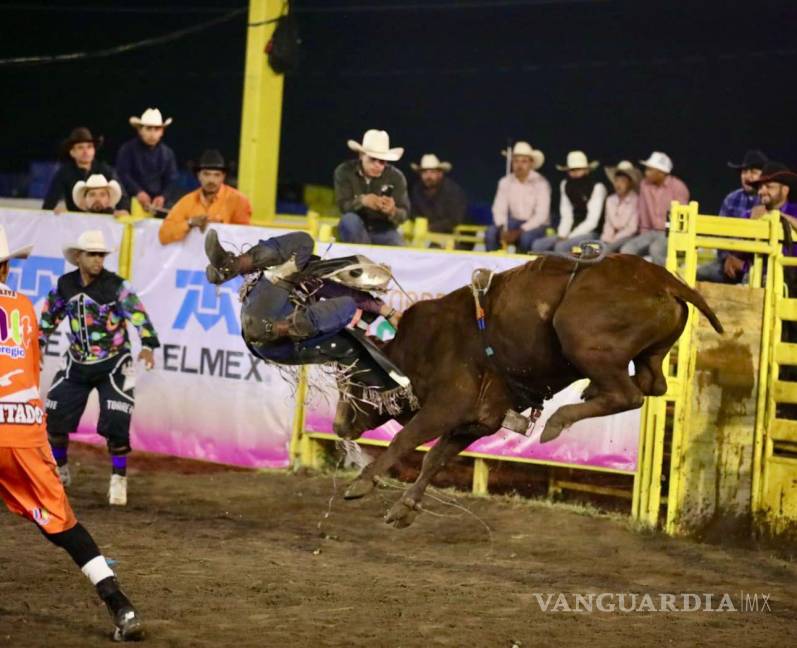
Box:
[332,394,387,440]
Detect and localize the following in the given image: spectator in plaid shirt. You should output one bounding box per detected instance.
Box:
[697,149,768,283]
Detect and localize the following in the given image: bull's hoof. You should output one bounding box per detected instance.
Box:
[539,421,564,443]
[343,476,376,500]
[385,498,420,529]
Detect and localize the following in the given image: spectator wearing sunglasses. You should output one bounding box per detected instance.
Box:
[333,129,410,246]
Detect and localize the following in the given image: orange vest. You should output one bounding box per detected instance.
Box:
[0,284,46,448]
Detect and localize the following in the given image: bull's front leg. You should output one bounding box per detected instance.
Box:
[343,402,460,500]
[384,427,480,528]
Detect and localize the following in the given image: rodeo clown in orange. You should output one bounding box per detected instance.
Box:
[0,226,144,641]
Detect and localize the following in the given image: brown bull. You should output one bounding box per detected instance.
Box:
[336,253,723,528]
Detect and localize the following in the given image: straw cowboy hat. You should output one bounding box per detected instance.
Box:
[410,153,452,173]
[501,141,545,170]
[63,230,114,266]
[556,150,599,172]
[639,151,673,174]
[60,127,103,158]
[347,129,404,162]
[0,226,33,265]
[129,108,173,128]
[71,174,122,210]
[604,160,642,188]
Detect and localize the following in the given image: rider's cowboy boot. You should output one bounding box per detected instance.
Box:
[204,229,253,284]
[205,230,287,285]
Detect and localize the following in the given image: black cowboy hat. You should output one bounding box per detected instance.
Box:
[749,161,797,190]
[727,149,768,170]
[190,149,229,173]
[59,127,103,158]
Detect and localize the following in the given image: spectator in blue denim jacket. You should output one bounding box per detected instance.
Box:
[697,150,768,283]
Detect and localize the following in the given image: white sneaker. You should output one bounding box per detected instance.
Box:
[108,475,127,506]
[58,464,72,488]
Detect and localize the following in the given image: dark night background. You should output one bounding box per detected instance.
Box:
[1,0,796,214]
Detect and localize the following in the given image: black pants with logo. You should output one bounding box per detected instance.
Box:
[46,353,135,454]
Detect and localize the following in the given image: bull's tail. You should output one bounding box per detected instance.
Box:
[665,275,724,334]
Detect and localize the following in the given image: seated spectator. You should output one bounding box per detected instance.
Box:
[533,151,606,253]
[116,108,178,214]
[334,129,410,246]
[158,149,251,245]
[601,161,641,251]
[485,141,550,253]
[43,127,130,215]
[697,149,768,283]
[71,174,123,215]
[620,151,689,265]
[749,161,797,225]
[409,154,467,235]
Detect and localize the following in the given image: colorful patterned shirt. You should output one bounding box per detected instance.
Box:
[39,269,159,363]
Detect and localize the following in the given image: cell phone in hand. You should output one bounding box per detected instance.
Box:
[379,184,394,197]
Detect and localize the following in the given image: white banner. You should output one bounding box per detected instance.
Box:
[129,220,300,467]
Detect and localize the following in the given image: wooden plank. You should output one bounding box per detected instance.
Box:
[778,299,797,322]
[770,418,797,444]
[695,215,771,239]
[670,283,763,534]
[693,236,772,254]
[775,342,797,365]
[774,380,797,404]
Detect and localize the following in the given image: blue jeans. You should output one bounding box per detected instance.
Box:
[696,257,746,284]
[620,230,668,265]
[532,231,598,254]
[338,212,404,246]
[485,217,547,253]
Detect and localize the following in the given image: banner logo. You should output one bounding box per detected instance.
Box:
[8,256,65,306]
[173,270,243,334]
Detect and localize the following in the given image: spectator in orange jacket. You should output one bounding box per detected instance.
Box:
[158,149,252,245]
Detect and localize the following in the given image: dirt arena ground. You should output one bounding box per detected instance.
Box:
[1,444,796,648]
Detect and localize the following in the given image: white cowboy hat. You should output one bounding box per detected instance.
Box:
[0,226,33,264]
[410,153,452,173]
[63,230,115,266]
[604,160,642,187]
[556,150,599,172]
[129,107,173,128]
[639,151,673,174]
[347,129,404,162]
[501,141,545,170]
[71,174,122,210]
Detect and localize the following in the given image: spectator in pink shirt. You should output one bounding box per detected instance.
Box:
[486,141,551,252]
[600,161,641,252]
[620,151,689,265]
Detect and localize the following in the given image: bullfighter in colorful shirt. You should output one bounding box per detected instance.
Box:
[39,230,160,506]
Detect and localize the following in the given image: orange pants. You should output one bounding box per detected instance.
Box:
[0,446,77,534]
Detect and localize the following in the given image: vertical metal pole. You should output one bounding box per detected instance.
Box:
[238,0,285,224]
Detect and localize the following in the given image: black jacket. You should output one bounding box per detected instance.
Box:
[42,160,130,212]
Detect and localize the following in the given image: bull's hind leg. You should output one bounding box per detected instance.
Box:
[385,427,480,528]
[632,350,669,397]
[540,368,644,443]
